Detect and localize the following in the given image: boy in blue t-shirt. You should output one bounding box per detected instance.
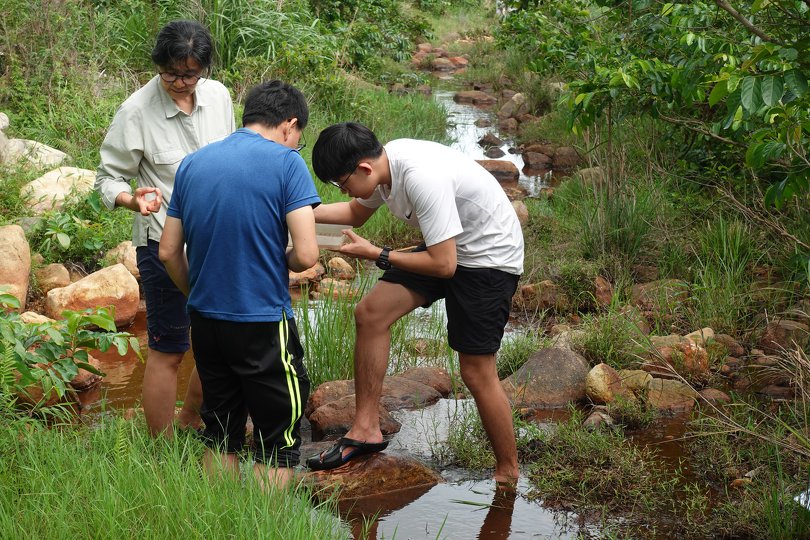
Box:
[159,80,320,489]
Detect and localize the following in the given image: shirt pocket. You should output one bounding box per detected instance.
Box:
[151,148,185,166]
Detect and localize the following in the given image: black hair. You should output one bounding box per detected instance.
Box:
[151,20,213,71]
[311,122,384,184]
[241,80,309,130]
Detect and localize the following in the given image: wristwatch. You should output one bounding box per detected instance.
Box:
[375,246,392,270]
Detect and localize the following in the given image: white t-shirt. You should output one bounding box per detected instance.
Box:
[356,139,524,275]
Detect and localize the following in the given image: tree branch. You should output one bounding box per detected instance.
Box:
[657,113,748,148]
[713,0,786,45]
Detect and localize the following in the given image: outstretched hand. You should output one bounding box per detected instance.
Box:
[133,187,163,216]
[332,229,380,261]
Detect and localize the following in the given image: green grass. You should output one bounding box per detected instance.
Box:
[497,330,545,379]
[572,308,647,370]
[0,415,344,539]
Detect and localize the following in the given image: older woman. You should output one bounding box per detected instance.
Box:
[95,20,235,437]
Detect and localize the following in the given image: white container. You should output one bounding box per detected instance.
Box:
[288,223,351,250]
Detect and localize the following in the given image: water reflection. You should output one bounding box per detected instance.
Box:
[340,478,578,539]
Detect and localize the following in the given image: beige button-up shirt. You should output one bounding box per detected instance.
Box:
[95,75,235,247]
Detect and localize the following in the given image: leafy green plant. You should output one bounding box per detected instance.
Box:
[0,295,140,407]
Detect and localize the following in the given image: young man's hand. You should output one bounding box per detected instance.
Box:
[334,229,382,261]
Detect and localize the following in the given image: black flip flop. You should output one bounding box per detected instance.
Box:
[306,436,389,471]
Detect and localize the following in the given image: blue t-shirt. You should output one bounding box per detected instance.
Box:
[168,128,320,322]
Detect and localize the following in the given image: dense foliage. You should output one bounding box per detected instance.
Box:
[497,0,810,281]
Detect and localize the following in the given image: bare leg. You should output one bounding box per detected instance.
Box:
[202,449,240,481]
[177,365,203,430]
[141,348,186,437]
[253,463,295,491]
[459,352,519,483]
[331,281,424,458]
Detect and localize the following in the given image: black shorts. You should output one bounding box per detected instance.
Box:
[189,312,310,467]
[136,240,190,353]
[380,255,520,355]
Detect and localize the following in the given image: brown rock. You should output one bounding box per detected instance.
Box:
[577,166,605,187]
[399,366,452,397]
[474,118,492,128]
[522,152,552,169]
[44,264,139,328]
[617,369,653,395]
[308,395,401,440]
[432,57,455,71]
[403,337,445,358]
[501,347,590,408]
[34,263,70,294]
[498,118,518,132]
[479,131,504,147]
[524,143,556,156]
[416,43,432,53]
[69,354,103,391]
[448,56,468,68]
[305,376,443,418]
[758,384,795,400]
[19,311,55,324]
[316,278,358,300]
[476,160,519,183]
[307,453,441,501]
[698,388,731,406]
[758,319,809,354]
[713,334,745,357]
[104,241,139,280]
[512,200,529,226]
[289,262,325,287]
[630,279,690,311]
[327,257,355,280]
[684,327,715,347]
[0,224,31,309]
[631,264,659,282]
[453,91,497,106]
[553,147,580,170]
[484,147,505,158]
[594,276,613,308]
[646,378,697,413]
[585,363,630,405]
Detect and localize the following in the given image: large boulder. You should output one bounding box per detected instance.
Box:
[497,93,529,120]
[585,363,633,405]
[307,395,401,440]
[305,376,443,418]
[20,167,94,214]
[327,257,355,280]
[758,319,809,354]
[552,147,580,170]
[646,378,698,413]
[44,264,139,328]
[306,452,441,501]
[0,224,31,309]
[398,366,453,397]
[289,262,325,287]
[2,139,68,169]
[501,347,590,408]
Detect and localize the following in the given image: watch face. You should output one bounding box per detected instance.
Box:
[375,260,391,270]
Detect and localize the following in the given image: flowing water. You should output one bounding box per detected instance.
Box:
[76,88,692,539]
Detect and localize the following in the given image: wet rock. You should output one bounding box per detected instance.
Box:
[698,388,730,406]
[20,167,94,214]
[0,224,31,309]
[484,147,505,158]
[501,184,529,201]
[512,200,529,226]
[306,452,442,501]
[646,378,697,413]
[34,263,71,294]
[104,241,139,280]
[522,152,552,169]
[552,147,580,170]
[308,395,401,439]
[474,118,492,128]
[585,363,631,405]
[476,160,519,182]
[44,264,139,328]
[399,366,452,397]
[758,319,809,354]
[501,347,590,408]
[524,143,556,156]
[453,91,497,106]
[327,257,355,280]
[516,113,540,124]
[630,279,690,311]
[306,376,443,418]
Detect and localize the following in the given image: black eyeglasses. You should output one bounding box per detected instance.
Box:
[328,165,358,190]
[295,132,307,152]
[159,71,203,85]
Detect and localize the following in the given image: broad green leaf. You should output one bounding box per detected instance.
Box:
[727,72,742,92]
[56,232,70,250]
[87,313,117,332]
[760,75,784,106]
[44,326,65,346]
[129,337,143,361]
[708,81,728,106]
[785,69,808,97]
[0,293,20,309]
[740,77,763,112]
[75,361,104,376]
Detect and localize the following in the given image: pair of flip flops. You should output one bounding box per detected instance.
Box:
[306,436,389,471]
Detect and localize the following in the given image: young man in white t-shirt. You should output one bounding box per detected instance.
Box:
[307,122,524,483]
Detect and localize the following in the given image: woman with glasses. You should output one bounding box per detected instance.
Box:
[95,20,235,438]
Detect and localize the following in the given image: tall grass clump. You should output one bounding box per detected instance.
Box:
[0,416,344,538]
[497,330,544,379]
[572,308,647,370]
[687,217,759,335]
